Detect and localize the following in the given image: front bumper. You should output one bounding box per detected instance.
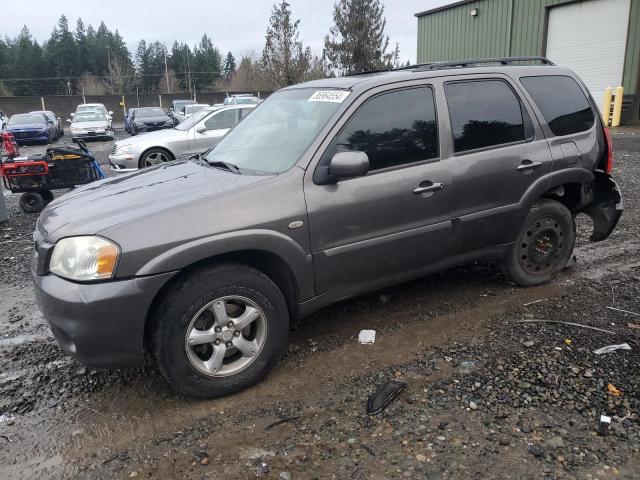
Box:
[108,153,139,172]
[10,132,49,143]
[71,130,114,140]
[134,124,173,133]
[32,267,176,369]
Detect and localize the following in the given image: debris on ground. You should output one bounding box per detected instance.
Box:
[606,306,640,317]
[593,343,632,354]
[358,329,376,344]
[607,384,623,397]
[366,380,406,415]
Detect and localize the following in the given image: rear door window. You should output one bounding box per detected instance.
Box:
[520,75,594,136]
[445,80,527,153]
[328,87,438,171]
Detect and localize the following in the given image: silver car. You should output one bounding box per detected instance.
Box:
[109,104,255,171]
[68,111,114,141]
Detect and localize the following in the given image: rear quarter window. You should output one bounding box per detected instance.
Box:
[520,76,594,136]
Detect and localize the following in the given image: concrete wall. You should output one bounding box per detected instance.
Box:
[0,91,272,123]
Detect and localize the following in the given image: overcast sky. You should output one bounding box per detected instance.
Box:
[3,0,451,63]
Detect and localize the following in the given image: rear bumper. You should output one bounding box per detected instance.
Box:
[32,268,176,368]
[583,173,623,242]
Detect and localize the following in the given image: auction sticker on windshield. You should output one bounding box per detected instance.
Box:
[308,90,350,103]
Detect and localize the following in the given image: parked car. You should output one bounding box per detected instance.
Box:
[33,58,622,399]
[124,107,138,134]
[31,110,64,138]
[109,104,254,171]
[175,103,209,123]
[72,103,113,123]
[5,112,58,144]
[68,111,114,141]
[168,99,196,124]
[0,110,8,130]
[129,107,174,135]
[223,94,262,105]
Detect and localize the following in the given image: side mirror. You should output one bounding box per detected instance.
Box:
[66,119,72,123]
[328,151,369,179]
[195,125,207,134]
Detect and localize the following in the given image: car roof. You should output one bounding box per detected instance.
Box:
[283,62,576,94]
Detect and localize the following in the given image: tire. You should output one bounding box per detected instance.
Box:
[139,148,172,168]
[151,264,289,398]
[505,199,575,287]
[40,190,54,204]
[19,192,45,214]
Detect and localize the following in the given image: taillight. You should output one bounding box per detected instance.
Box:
[603,127,614,174]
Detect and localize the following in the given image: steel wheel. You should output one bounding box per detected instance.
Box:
[184,295,267,377]
[517,215,565,276]
[143,150,170,167]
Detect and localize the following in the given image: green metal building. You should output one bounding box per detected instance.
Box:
[416,0,640,123]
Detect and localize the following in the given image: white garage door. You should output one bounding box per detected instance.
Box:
[546,0,630,101]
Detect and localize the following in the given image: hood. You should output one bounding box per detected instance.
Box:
[71,120,110,129]
[6,123,46,132]
[135,115,171,124]
[38,160,273,241]
[115,127,184,146]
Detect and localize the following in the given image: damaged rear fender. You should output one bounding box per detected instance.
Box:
[582,172,623,242]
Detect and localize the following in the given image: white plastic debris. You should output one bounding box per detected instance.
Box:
[358,329,376,344]
[593,343,632,355]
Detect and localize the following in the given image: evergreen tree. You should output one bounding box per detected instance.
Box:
[222,52,237,80]
[261,1,312,88]
[323,0,391,74]
[192,34,221,89]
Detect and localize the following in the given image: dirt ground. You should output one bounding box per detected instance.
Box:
[0,128,639,480]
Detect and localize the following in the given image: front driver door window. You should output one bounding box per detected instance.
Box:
[192,109,237,150]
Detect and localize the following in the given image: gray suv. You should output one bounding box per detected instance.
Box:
[32,57,622,398]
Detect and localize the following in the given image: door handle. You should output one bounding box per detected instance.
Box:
[413,182,445,195]
[516,160,542,171]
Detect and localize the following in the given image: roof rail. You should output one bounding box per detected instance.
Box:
[346,63,435,77]
[413,56,555,72]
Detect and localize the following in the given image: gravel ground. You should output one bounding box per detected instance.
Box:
[0,128,638,479]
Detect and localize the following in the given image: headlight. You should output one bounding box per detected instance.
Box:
[116,144,131,154]
[49,236,120,281]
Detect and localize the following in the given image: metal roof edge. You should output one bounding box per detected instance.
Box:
[415,0,478,18]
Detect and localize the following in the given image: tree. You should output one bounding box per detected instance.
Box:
[77,74,109,95]
[192,34,222,90]
[222,52,237,80]
[108,56,135,94]
[261,1,312,88]
[158,69,183,93]
[323,0,391,75]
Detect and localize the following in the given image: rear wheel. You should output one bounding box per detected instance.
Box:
[19,192,45,213]
[139,148,172,168]
[505,199,575,286]
[151,264,289,398]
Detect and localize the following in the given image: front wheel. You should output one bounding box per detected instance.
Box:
[19,192,45,213]
[139,148,172,168]
[505,199,576,286]
[151,264,289,398]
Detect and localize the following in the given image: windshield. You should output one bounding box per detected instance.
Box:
[175,108,217,131]
[136,108,167,118]
[185,105,207,114]
[203,88,346,173]
[74,112,107,123]
[77,105,103,113]
[9,114,44,125]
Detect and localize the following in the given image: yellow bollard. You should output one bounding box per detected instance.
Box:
[602,87,612,126]
[611,86,624,127]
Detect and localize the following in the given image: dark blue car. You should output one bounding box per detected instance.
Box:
[124,107,138,134]
[5,113,58,144]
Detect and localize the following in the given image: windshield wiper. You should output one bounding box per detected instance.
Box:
[205,159,241,174]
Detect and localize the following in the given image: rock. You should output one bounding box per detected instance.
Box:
[469,401,478,410]
[523,340,535,347]
[239,447,276,461]
[279,472,292,480]
[520,424,533,434]
[545,436,565,449]
[436,436,446,441]
[527,445,544,458]
[129,473,137,478]
[201,457,209,465]
[416,453,427,462]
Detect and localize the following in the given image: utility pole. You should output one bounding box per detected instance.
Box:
[106,45,113,89]
[186,47,192,97]
[164,46,171,93]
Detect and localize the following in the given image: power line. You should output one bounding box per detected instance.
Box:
[0,70,222,82]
